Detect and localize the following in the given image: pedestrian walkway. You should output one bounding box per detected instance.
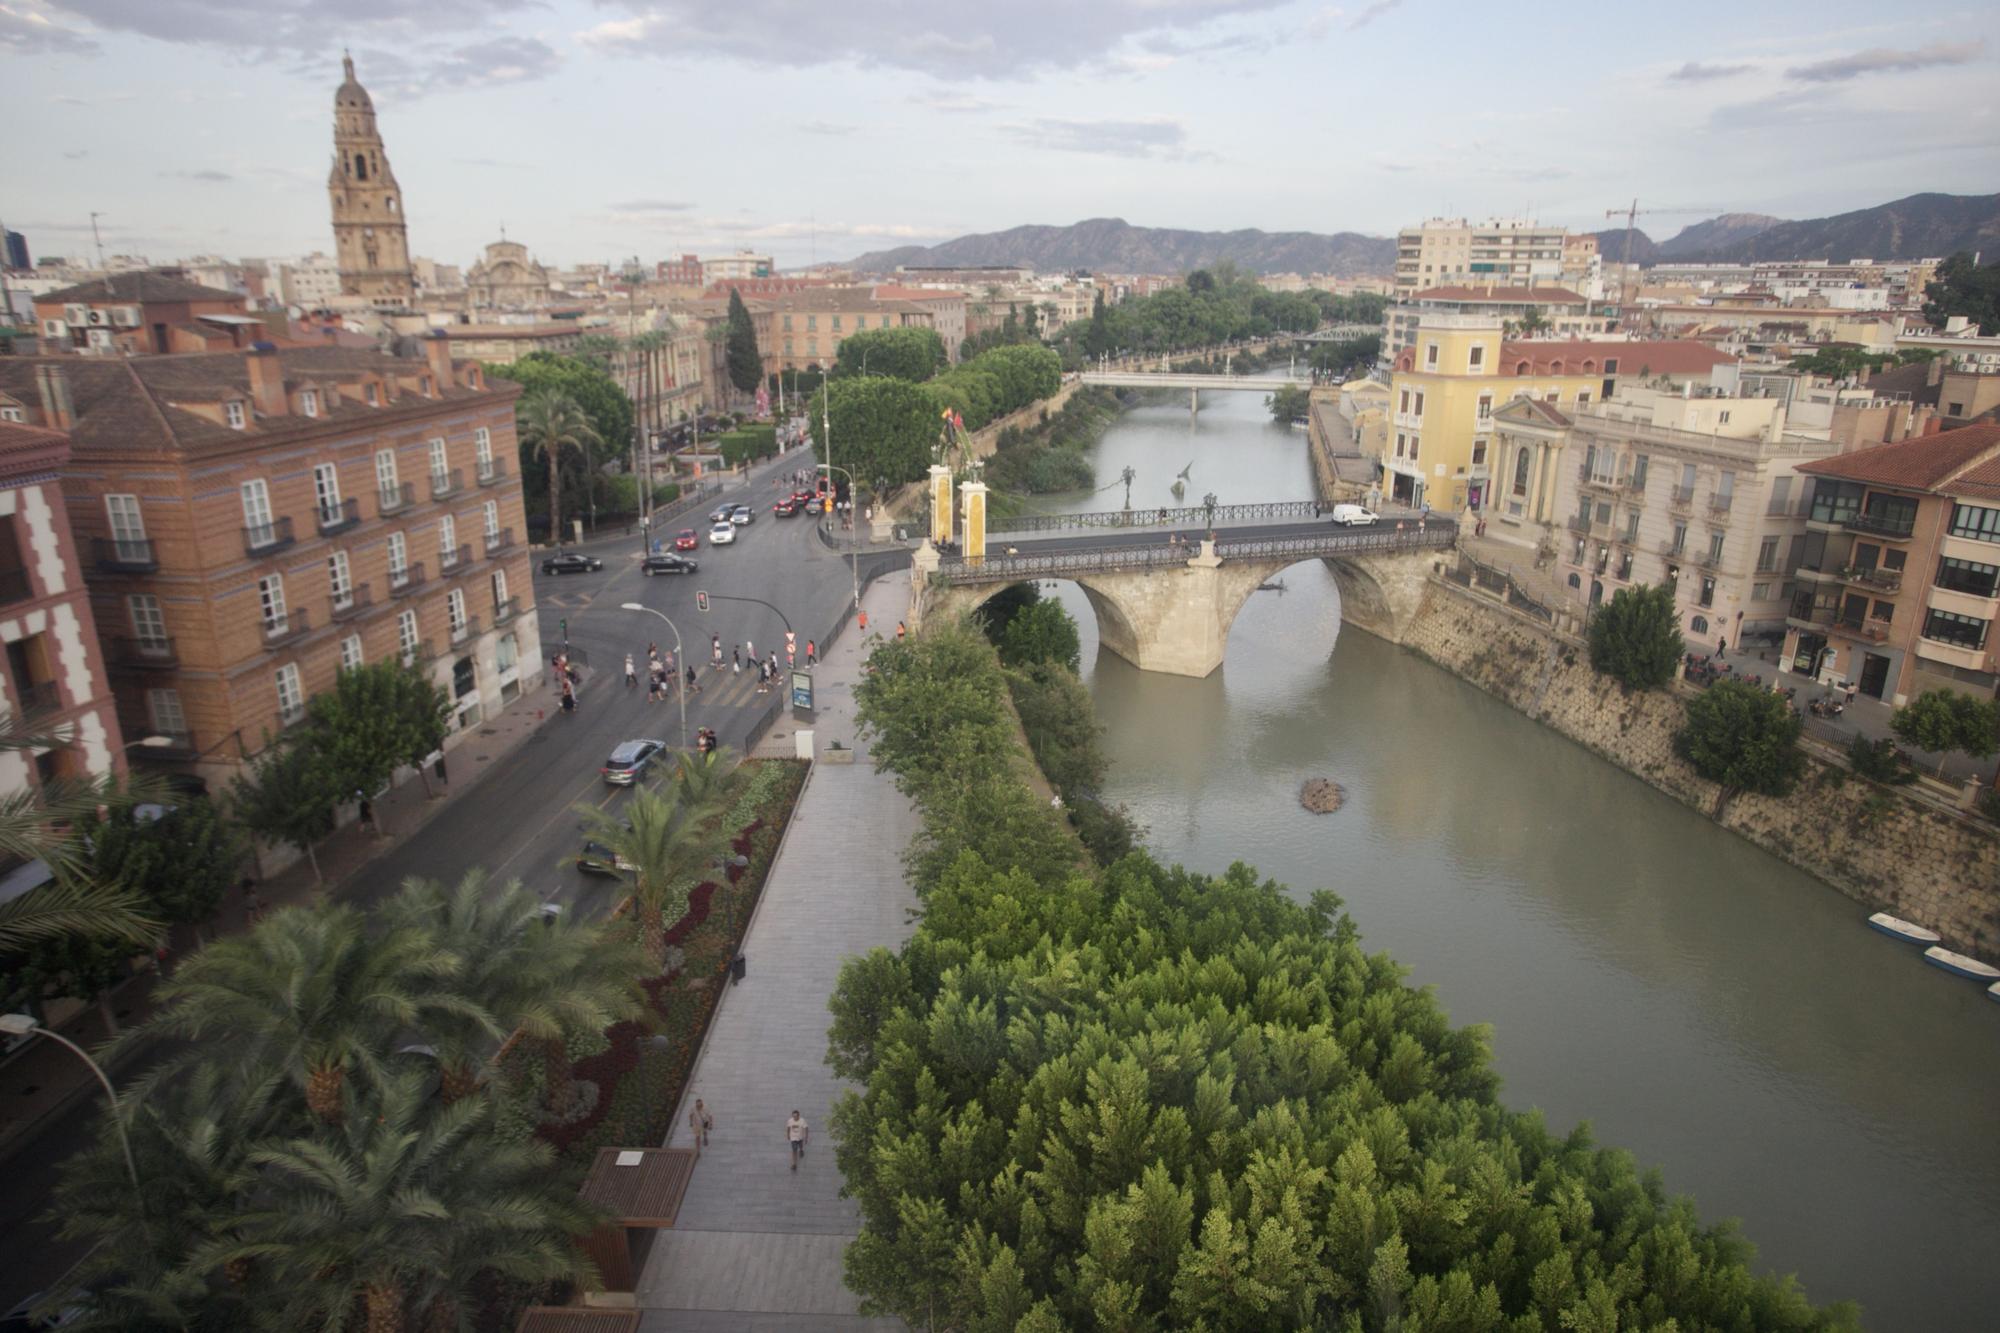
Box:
[636,571,917,1330]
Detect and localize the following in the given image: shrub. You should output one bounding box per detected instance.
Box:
[1847,736,1915,785]
[1588,583,1685,690]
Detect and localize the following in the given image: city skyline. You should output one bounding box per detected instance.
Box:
[3,0,1997,268]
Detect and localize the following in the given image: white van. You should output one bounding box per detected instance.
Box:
[1329,504,1378,526]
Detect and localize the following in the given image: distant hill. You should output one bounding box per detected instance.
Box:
[1590,227,1660,265]
[846,217,1396,278]
[1596,193,1996,267]
[1657,213,1786,259]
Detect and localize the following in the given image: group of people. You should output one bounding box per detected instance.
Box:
[620,633,813,702]
[552,649,580,712]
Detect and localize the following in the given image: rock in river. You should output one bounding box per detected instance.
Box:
[1300,778,1345,814]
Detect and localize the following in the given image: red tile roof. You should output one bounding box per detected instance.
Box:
[1411,285,1587,305]
[1498,339,1734,378]
[1950,453,2000,502]
[1798,423,2000,492]
[871,285,965,302]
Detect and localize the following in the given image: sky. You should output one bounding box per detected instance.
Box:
[3,0,1996,271]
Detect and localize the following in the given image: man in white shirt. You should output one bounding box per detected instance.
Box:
[786,1109,809,1171]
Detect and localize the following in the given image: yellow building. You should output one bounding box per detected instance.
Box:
[1382,315,1735,513]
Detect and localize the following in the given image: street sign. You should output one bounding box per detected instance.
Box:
[696,590,709,613]
[785,631,797,667]
[790,669,814,713]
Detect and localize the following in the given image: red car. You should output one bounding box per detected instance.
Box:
[773,498,799,517]
[790,490,814,505]
[674,528,699,551]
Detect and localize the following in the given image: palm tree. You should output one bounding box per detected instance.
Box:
[383,871,648,1105]
[671,744,742,809]
[196,1071,597,1333]
[0,724,160,951]
[134,903,482,1123]
[576,782,723,965]
[516,387,601,547]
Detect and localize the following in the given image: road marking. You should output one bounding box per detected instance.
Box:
[487,767,626,887]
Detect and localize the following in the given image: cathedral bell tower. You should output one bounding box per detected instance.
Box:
[328,52,413,306]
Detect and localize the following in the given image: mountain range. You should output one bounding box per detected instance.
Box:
[847,193,1997,278]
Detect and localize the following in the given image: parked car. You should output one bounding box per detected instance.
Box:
[601,738,667,785]
[708,521,737,545]
[674,528,699,551]
[1329,504,1379,526]
[773,498,800,517]
[730,504,754,525]
[541,551,604,575]
[642,553,698,576]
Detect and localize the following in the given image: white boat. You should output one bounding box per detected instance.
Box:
[1867,912,1941,945]
[1921,946,2000,982]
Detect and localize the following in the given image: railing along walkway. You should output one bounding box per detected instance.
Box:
[938,522,1455,583]
[991,499,1325,535]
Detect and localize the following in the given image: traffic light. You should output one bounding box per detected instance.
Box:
[696,590,709,613]
[559,617,568,643]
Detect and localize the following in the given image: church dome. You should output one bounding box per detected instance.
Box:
[334,53,373,111]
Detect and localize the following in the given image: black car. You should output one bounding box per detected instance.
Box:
[577,839,635,876]
[541,551,604,575]
[642,553,699,576]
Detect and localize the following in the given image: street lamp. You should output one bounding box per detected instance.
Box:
[620,603,688,749]
[0,1012,140,1195]
[819,462,862,610]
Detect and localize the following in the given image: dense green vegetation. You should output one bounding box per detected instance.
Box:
[1788,345,1938,380]
[837,326,948,381]
[1055,268,1387,363]
[984,387,1124,495]
[716,422,780,468]
[838,618,1850,1331]
[1587,585,1685,691]
[1268,383,1311,423]
[1676,679,1807,813]
[488,354,634,539]
[724,288,763,395]
[1891,688,1999,770]
[1922,250,2000,336]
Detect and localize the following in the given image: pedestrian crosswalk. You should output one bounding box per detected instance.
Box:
[623,660,792,716]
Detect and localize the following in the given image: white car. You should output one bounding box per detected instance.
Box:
[1330,503,1379,526]
[708,521,737,545]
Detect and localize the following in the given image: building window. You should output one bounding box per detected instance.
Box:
[1395,433,1405,459]
[1708,532,1725,564]
[1691,615,1709,634]
[313,462,342,523]
[491,568,508,611]
[806,315,817,331]
[807,337,817,356]
[375,448,399,493]
[1617,550,1633,580]
[475,427,492,472]
[1698,576,1716,608]
[1870,600,1895,623]
[1752,582,1771,601]
[1576,392,1591,406]
[328,551,353,607]
[1757,536,1778,572]
[1468,345,1484,369]
[240,478,273,533]
[439,514,457,564]
[1512,448,1531,496]
[428,437,447,482]
[398,609,420,662]
[225,400,246,430]
[497,632,518,673]
[340,633,364,671]
[1671,522,1686,554]
[1935,556,2000,599]
[782,315,793,331]
[1476,394,1492,421]
[1408,437,1419,462]
[275,663,305,725]
[259,574,288,633]
[1413,391,1425,417]
[1922,608,1990,651]
[1603,358,1619,374]
[1948,502,2000,544]
[453,655,476,699]
[364,382,379,406]
[483,500,499,540]
[831,316,842,332]
[147,688,186,739]
[388,531,408,582]
[301,389,319,418]
[447,588,467,637]
[127,593,167,649]
[1399,389,1410,414]
[1424,342,1438,368]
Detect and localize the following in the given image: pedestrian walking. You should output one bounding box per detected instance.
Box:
[356,790,377,837]
[858,608,868,634]
[733,646,742,673]
[767,651,778,678]
[690,1098,713,1147]
[624,653,637,688]
[685,664,700,695]
[896,621,907,642]
[745,638,755,665]
[806,639,817,667]
[241,877,264,925]
[1717,636,1728,658]
[787,1110,809,1170]
[712,634,722,668]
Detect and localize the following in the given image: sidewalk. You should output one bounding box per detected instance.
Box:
[0,665,574,1166]
[636,571,918,1330]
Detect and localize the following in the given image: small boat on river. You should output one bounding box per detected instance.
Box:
[1921,946,2000,982]
[1867,912,1941,945]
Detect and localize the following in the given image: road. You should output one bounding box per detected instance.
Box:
[0,453,870,1313]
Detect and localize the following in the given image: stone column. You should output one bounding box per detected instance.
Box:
[961,481,988,563]
[928,465,952,547]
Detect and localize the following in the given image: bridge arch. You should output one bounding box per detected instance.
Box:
[949,577,1143,668]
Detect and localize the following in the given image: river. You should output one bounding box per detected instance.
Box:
[1030,380,2000,1329]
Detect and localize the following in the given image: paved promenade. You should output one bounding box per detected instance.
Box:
[637,571,918,1331]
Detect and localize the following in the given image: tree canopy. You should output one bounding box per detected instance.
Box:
[1921,251,2000,336]
[1676,679,1806,808]
[1587,584,1685,690]
[486,352,631,466]
[725,289,763,395]
[837,326,946,382]
[1891,689,1999,763]
[1049,270,1385,362]
[809,376,941,489]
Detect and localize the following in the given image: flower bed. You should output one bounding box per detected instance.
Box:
[538,759,806,1159]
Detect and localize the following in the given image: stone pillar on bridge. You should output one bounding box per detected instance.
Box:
[960,480,987,562]
[927,465,952,547]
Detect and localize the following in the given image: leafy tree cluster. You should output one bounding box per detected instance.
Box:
[1891,688,1999,772]
[231,661,449,881]
[49,873,653,1330]
[1268,384,1311,423]
[1676,678,1807,814]
[1586,584,1685,690]
[982,388,1123,496]
[836,326,947,382]
[1788,345,1938,380]
[487,354,632,540]
[1051,266,1384,364]
[925,343,1063,433]
[836,622,1853,1332]
[810,344,1063,488]
[1921,251,2000,336]
[724,288,764,395]
[574,747,740,966]
[1306,332,1384,377]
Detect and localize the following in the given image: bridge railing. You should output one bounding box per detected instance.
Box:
[938,521,1455,583]
[989,500,1323,535]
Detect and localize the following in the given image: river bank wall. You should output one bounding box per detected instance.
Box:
[1395,574,2000,962]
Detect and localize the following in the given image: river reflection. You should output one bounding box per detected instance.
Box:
[1031,381,1999,1329]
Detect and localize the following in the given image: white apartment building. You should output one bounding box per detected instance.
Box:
[1393,218,1568,300]
[272,253,345,309]
[701,251,774,284]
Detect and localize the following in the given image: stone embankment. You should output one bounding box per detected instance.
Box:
[1396,576,2000,962]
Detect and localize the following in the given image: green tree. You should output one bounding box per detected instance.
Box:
[672,745,742,809]
[6,929,137,1036]
[1891,689,2000,773]
[576,783,723,965]
[0,725,158,952]
[516,386,602,546]
[837,326,946,382]
[486,351,632,473]
[1006,661,1104,798]
[1267,384,1310,423]
[1587,583,1685,690]
[307,660,451,804]
[995,598,1081,673]
[231,737,341,883]
[725,288,763,396]
[1921,251,2000,336]
[90,794,243,937]
[809,376,940,488]
[1083,288,1111,360]
[1676,678,1807,813]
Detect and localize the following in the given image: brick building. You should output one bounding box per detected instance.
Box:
[32,271,265,357]
[0,337,539,791]
[0,416,124,790]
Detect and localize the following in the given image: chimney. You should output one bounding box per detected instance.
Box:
[1927,356,1945,389]
[245,342,288,418]
[423,329,454,388]
[33,364,74,431]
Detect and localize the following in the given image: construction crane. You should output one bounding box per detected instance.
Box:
[1604,200,1714,307]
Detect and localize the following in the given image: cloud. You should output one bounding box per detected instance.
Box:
[0,3,97,53]
[1787,39,1984,82]
[161,169,232,182]
[1002,116,1199,159]
[608,199,695,213]
[799,120,855,136]
[1668,61,1751,81]
[1347,0,1402,30]
[909,91,1004,114]
[62,149,87,159]
[575,0,1296,78]
[454,156,534,170]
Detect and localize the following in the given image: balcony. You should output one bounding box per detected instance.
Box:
[378,482,415,516]
[493,596,519,625]
[485,527,514,554]
[262,606,310,644]
[1766,497,1807,518]
[1708,495,1735,518]
[1668,485,1696,512]
[0,567,30,605]
[1567,515,1591,535]
[430,468,463,501]
[329,583,373,622]
[1838,565,1903,593]
[1658,540,1686,558]
[243,516,295,558]
[439,543,470,573]
[389,562,427,597]
[93,537,158,574]
[450,615,481,646]
[316,497,361,536]
[1844,511,1916,540]
[110,636,178,669]
[1697,549,1723,571]
[16,679,61,719]
[400,640,435,669]
[477,460,508,487]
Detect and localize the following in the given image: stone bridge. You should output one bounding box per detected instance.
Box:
[911,509,1456,677]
